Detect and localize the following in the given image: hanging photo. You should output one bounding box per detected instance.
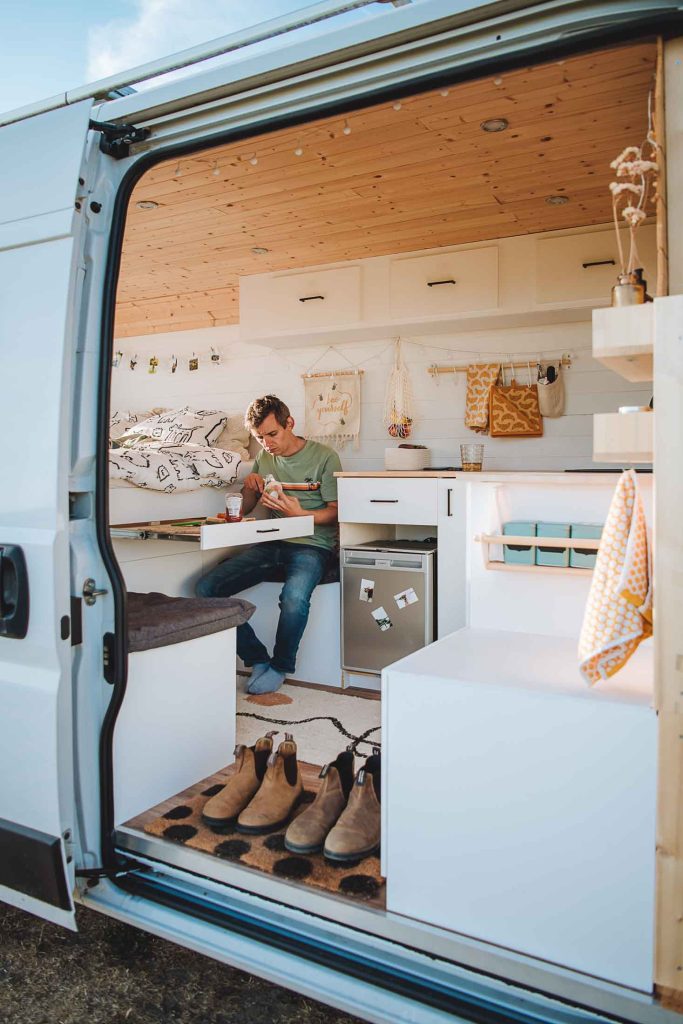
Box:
[112,350,123,368]
[148,356,159,374]
[372,606,393,631]
[129,354,138,371]
[210,347,221,367]
[170,355,178,374]
[189,355,199,372]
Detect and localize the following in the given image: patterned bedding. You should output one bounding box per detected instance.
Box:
[109,440,242,493]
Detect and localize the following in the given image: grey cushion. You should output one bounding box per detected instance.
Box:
[127,591,255,653]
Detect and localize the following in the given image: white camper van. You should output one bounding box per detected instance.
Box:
[2,0,683,1020]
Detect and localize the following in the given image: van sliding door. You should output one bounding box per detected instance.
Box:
[0,100,93,928]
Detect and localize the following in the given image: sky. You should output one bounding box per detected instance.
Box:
[0,0,408,116]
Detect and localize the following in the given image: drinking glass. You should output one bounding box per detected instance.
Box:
[460,443,484,471]
[225,493,243,522]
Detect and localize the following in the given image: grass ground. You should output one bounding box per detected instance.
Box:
[0,903,362,1024]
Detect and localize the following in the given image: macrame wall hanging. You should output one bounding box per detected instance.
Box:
[383,337,414,438]
[303,369,362,450]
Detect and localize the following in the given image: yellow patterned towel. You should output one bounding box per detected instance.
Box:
[579,469,652,685]
[465,363,501,433]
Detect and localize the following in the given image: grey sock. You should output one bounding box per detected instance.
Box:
[248,666,286,695]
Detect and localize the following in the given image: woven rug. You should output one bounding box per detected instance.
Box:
[236,682,381,765]
[143,785,383,904]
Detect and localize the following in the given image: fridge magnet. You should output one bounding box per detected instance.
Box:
[394,587,419,609]
[372,606,393,632]
[189,354,199,371]
[359,578,375,602]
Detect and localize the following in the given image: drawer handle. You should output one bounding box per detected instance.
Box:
[427,279,456,287]
[299,294,324,303]
[447,488,453,517]
[582,259,616,269]
[256,528,280,533]
[370,499,399,503]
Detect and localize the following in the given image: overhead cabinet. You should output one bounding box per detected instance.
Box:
[239,224,656,346]
[388,247,498,318]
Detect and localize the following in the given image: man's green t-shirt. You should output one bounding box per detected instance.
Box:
[253,440,342,552]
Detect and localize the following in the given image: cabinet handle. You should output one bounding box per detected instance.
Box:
[370,499,399,503]
[256,528,280,533]
[299,294,324,303]
[427,279,456,287]
[447,488,453,517]
[582,259,615,269]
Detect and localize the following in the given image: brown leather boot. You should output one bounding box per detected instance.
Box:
[237,734,303,834]
[284,749,355,854]
[201,733,276,827]
[323,751,381,862]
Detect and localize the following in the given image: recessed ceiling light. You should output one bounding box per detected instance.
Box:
[136,200,159,210]
[545,195,569,205]
[480,118,509,133]
[251,246,270,255]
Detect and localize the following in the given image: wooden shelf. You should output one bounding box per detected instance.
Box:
[592,305,654,382]
[474,533,598,574]
[593,411,653,463]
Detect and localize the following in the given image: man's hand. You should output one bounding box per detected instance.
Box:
[260,489,304,517]
[243,473,265,495]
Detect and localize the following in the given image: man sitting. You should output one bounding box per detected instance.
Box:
[196,394,342,694]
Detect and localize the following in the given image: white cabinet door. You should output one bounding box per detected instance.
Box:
[389,247,498,318]
[535,226,656,304]
[337,478,438,525]
[436,479,466,637]
[240,265,361,336]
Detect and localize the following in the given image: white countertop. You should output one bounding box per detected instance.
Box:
[336,471,631,483]
[386,627,654,707]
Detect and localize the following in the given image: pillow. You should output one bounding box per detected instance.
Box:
[123,406,228,447]
[110,408,166,441]
[214,412,251,453]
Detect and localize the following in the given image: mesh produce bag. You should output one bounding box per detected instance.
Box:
[383,338,414,439]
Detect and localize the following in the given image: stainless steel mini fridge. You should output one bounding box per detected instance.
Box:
[341,540,436,674]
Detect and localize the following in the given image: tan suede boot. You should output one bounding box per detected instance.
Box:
[201,733,276,827]
[237,734,303,834]
[323,751,381,862]
[285,749,355,854]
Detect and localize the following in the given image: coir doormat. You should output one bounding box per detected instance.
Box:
[144,785,384,904]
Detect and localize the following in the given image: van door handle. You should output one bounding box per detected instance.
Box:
[83,578,108,606]
[0,544,29,639]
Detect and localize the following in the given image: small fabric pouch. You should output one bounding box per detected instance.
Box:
[537,364,565,418]
[489,363,543,438]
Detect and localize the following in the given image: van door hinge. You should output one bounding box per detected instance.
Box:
[89,119,151,159]
[76,856,144,889]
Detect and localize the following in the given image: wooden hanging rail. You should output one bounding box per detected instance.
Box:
[301,369,364,379]
[429,355,572,377]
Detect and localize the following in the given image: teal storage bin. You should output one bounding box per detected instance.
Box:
[570,523,603,569]
[503,522,536,565]
[536,522,570,567]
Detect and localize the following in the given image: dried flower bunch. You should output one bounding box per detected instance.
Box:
[609,95,659,277]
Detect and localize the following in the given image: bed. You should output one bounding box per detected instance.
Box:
[109,458,255,525]
[108,406,256,526]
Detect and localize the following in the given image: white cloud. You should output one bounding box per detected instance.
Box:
[86,0,379,86]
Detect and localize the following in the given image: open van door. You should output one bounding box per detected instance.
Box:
[0,100,93,928]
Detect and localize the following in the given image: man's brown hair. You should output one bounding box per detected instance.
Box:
[245,395,292,430]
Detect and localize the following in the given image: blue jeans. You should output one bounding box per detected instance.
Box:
[195,541,331,674]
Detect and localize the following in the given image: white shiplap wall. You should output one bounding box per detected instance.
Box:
[111,322,651,472]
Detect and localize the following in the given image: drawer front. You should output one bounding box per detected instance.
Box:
[200,515,314,551]
[338,478,438,525]
[242,266,361,334]
[389,247,498,318]
[535,227,656,304]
